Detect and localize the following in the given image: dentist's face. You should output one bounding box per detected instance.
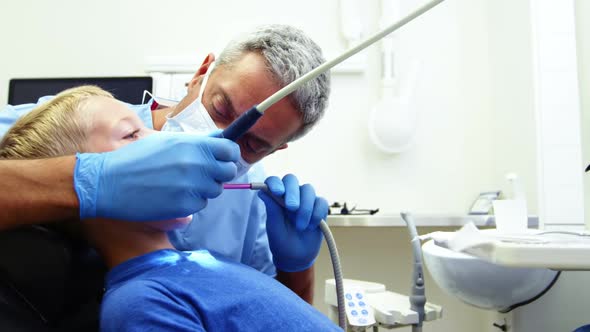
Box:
[183,52,303,164]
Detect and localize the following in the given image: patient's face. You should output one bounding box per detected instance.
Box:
[82,96,191,229]
[84,96,154,152]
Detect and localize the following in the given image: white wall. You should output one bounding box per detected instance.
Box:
[486,0,538,213]
[578,0,590,229]
[0,0,344,101]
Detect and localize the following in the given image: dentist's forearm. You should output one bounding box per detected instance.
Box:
[0,156,79,229]
[276,265,315,304]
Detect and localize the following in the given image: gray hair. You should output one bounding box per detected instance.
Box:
[216,24,331,141]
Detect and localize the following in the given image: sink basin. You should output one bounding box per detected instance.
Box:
[422,240,559,312]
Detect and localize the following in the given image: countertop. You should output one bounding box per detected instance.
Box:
[325,214,539,228]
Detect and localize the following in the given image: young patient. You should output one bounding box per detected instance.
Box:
[0,86,341,332]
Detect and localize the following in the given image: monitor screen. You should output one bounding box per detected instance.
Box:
[8,77,153,105]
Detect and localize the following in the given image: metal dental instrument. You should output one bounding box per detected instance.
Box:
[223,183,267,190]
[220,0,445,142]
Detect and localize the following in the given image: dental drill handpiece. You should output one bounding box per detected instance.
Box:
[224,183,347,330]
[219,0,445,142]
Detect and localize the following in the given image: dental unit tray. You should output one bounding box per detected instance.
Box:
[460,232,590,271]
[325,279,443,328]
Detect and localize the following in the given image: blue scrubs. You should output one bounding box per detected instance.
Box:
[1,98,276,277]
[168,167,275,276]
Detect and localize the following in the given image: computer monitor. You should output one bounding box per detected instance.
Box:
[8,77,153,105]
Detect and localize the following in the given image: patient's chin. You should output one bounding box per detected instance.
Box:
[147,215,193,231]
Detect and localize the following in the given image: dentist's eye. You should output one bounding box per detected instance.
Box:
[242,135,268,155]
[124,129,140,140]
[243,139,258,154]
[211,95,231,120]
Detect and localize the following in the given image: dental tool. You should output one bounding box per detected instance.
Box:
[220,0,445,142]
[223,183,268,190]
[224,183,346,329]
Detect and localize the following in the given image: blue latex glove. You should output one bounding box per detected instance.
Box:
[258,174,329,272]
[75,131,239,221]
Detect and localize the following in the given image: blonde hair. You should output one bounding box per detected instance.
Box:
[0,85,113,159]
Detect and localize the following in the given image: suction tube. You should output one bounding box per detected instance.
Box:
[401,212,426,332]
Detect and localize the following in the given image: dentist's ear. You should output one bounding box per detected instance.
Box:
[190,53,216,87]
[269,143,289,155]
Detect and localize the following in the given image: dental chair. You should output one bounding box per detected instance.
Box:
[0,224,106,331]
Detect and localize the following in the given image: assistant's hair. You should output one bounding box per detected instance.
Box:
[0,86,113,160]
[217,24,331,141]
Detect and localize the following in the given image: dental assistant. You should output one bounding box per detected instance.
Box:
[0,24,331,302]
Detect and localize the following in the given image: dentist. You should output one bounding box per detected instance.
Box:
[154,24,331,303]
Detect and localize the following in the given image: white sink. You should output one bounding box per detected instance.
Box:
[422,240,559,312]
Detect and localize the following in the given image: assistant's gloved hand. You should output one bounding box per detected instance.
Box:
[75,131,239,221]
[258,174,329,273]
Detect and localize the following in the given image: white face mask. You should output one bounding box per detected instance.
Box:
[161,63,253,179]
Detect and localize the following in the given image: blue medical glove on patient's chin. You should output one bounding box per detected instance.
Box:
[258,174,329,273]
[74,131,240,221]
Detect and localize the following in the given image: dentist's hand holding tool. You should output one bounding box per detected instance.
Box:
[259,174,329,272]
[75,131,239,221]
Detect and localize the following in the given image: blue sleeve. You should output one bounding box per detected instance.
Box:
[247,196,277,277]
[244,164,277,277]
[100,280,205,332]
[0,105,25,137]
[124,99,154,130]
[0,98,51,137]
